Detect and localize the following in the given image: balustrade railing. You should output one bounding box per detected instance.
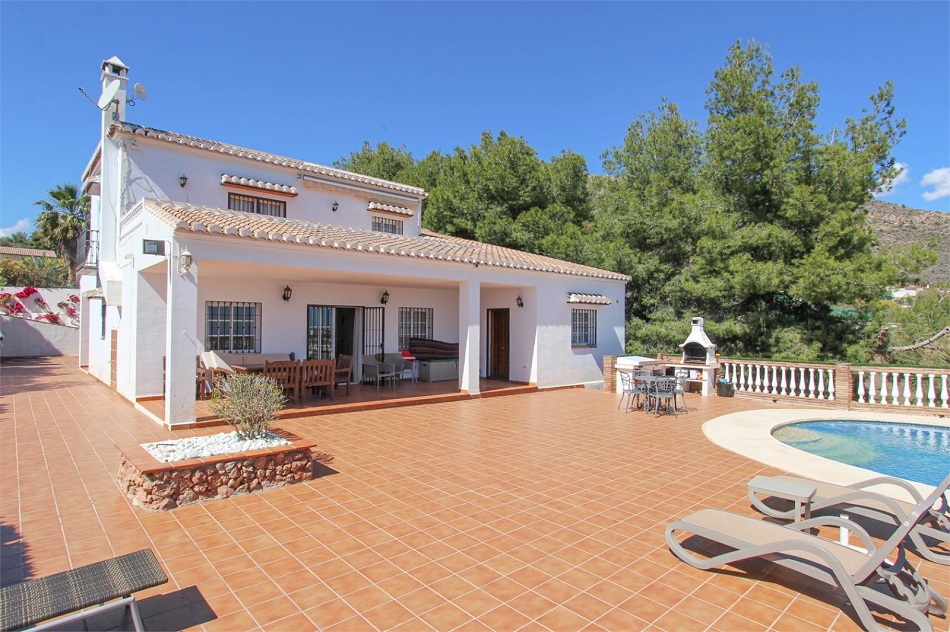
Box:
[851,367,949,409]
[721,361,836,401]
[719,359,950,409]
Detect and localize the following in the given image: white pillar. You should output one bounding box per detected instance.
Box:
[458,280,480,395]
[165,248,198,427]
[136,271,167,397]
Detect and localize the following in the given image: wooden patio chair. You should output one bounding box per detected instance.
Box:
[263,360,301,403]
[334,354,353,395]
[301,359,335,401]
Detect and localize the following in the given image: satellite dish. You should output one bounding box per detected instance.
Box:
[132,83,148,101]
[98,81,120,109]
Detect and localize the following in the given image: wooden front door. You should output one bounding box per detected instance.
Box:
[488,309,510,380]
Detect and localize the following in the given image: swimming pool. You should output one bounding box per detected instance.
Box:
[773,420,950,486]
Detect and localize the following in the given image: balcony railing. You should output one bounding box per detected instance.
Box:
[76,229,99,268]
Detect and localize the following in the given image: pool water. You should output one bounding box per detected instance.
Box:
[773,420,950,486]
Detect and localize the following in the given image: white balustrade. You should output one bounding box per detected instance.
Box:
[717,360,948,408]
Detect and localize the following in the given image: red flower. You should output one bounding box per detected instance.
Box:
[69,294,80,303]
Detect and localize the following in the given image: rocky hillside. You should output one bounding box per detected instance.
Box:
[864,200,950,285]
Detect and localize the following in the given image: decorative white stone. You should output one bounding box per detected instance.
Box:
[142,431,289,463]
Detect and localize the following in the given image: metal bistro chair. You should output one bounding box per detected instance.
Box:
[652,377,679,417]
[618,370,636,412]
[673,370,690,413]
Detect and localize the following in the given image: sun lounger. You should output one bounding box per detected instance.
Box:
[666,481,949,632]
[0,549,167,632]
[749,473,950,565]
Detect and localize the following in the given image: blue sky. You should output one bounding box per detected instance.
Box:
[2,1,948,237]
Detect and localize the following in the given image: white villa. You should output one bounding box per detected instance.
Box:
[77,57,629,427]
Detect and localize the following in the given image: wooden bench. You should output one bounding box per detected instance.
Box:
[0,549,167,632]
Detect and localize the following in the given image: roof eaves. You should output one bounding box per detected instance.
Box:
[143,200,629,281]
[110,122,428,198]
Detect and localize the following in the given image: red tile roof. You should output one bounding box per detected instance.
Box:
[143,199,629,281]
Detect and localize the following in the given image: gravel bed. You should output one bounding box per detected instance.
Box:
[142,431,290,463]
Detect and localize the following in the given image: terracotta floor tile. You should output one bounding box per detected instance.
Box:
[506,591,558,619]
[476,603,532,630]
[536,604,593,630]
[10,357,928,632]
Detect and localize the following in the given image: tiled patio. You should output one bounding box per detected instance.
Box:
[1,356,947,631]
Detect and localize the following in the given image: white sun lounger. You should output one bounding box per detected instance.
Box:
[666,480,949,632]
[749,473,950,565]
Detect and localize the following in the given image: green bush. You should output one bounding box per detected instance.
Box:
[210,374,286,440]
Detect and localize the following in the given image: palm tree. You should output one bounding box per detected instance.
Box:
[34,184,89,285]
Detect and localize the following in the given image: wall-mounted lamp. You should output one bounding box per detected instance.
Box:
[179,249,193,275]
[380,290,390,305]
[516,295,524,308]
[282,285,293,302]
[179,174,188,188]
[332,201,339,212]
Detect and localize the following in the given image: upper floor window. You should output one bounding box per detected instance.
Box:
[372,216,404,235]
[398,307,433,350]
[228,192,286,218]
[571,308,597,347]
[205,301,262,353]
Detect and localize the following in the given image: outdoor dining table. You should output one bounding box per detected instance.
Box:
[627,373,677,414]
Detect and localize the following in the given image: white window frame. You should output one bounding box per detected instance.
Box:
[398,307,433,350]
[571,308,597,348]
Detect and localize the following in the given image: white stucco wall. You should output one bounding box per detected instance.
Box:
[0,315,78,357]
[123,140,423,236]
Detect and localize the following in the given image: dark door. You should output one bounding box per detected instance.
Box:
[335,308,355,356]
[488,309,510,380]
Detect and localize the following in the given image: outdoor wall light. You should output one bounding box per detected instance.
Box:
[179,174,188,188]
[179,250,193,275]
[380,290,390,305]
[282,285,293,302]
[332,201,339,212]
[516,295,524,308]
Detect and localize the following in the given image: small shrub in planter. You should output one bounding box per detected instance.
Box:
[210,374,286,440]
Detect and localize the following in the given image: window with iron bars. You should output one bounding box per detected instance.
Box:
[571,308,597,347]
[228,192,286,218]
[397,307,433,350]
[372,215,403,235]
[205,301,262,353]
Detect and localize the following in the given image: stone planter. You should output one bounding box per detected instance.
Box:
[116,432,317,511]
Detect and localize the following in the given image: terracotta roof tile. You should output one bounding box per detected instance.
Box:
[110,123,427,198]
[567,293,612,305]
[0,246,57,258]
[221,174,298,196]
[367,201,414,217]
[142,199,629,281]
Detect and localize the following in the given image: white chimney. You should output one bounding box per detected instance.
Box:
[100,56,129,126]
[679,317,718,364]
